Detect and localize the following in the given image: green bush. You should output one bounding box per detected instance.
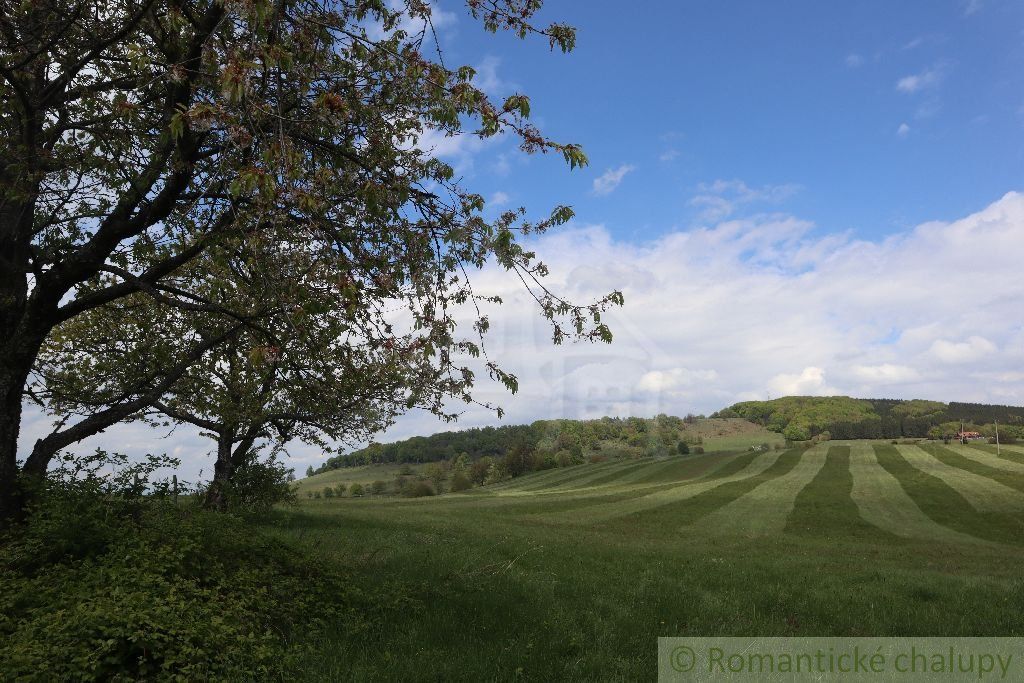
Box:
[693,446,705,454]
[324,486,335,498]
[405,481,436,498]
[371,480,387,495]
[450,472,472,492]
[0,453,371,680]
[677,442,690,455]
[334,484,347,496]
[349,483,365,497]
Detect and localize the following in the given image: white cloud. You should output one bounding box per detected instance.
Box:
[929,336,998,364]
[473,56,505,95]
[852,364,920,384]
[690,179,801,222]
[964,0,983,16]
[21,192,1024,477]
[592,164,636,196]
[768,367,838,397]
[638,368,719,393]
[659,149,679,162]
[896,67,943,94]
[845,54,864,68]
[489,191,510,207]
[897,123,911,137]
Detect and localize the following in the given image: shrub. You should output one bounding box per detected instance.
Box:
[677,442,690,455]
[370,480,387,496]
[693,446,705,454]
[323,487,335,498]
[0,455,372,680]
[349,483,365,497]
[450,472,472,492]
[405,481,436,498]
[334,484,347,496]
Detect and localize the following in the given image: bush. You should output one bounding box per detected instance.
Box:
[677,442,690,455]
[450,472,472,492]
[404,481,436,498]
[334,484,347,496]
[323,486,335,498]
[204,452,297,515]
[0,453,371,680]
[693,446,705,454]
[370,480,387,496]
[349,483,365,497]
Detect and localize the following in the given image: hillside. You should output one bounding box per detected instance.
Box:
[302,416,784,497]
[715,396,1024,441]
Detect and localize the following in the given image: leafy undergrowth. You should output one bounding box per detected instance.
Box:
[0,483,407,681]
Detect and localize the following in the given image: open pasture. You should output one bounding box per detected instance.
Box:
[271,442,1024,680]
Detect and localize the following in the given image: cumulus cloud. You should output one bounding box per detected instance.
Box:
[929,336,998,364]
[489,191,510,207]
[845,54,864,68]
[592,164,636,196]
[897,123,911,137]
[21,192,1024,477]
[767,367,839,397]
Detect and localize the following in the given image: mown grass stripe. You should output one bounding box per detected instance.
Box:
[702,444,829,536]
[547,459,658,491]
[610,449,804,530]
[541,450,782,524]
[874,444,1024,546]
[492,460,625,493]
[556,459,664,489]
[785,445,901,542]
[950,443,1024,474]
[895,445,1024,514]
[968,442,1024,466]
[917,443,1024,494]
[847,443,981,545]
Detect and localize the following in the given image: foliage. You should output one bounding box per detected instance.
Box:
[349,483,365,498]
[718,397,1024,441]
[404,481,436,498]
[450,472,473,492]
[0,0,621,519]
[677,442,689,455]
[0,454,373,680]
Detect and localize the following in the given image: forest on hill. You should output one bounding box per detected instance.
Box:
[713,396,1024,441]
[312,415,723,475]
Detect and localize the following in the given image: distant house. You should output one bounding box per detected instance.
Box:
[956,431,982,440]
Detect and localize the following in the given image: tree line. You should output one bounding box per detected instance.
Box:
[715,396,1024,441]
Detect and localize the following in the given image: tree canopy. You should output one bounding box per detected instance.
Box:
[0,0,621,518]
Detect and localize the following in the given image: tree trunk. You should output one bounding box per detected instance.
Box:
[204,432,235,510]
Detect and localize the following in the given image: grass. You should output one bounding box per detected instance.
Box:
[263,440,1024,681]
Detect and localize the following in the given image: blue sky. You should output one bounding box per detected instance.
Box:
[22,0,1024,477]
[436,0,1023,243]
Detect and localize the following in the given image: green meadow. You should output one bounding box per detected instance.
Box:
[268,441,1024,680]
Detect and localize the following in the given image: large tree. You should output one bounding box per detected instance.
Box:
[0,0,620,520]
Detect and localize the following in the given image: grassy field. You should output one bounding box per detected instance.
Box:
[267,441,1024,680]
